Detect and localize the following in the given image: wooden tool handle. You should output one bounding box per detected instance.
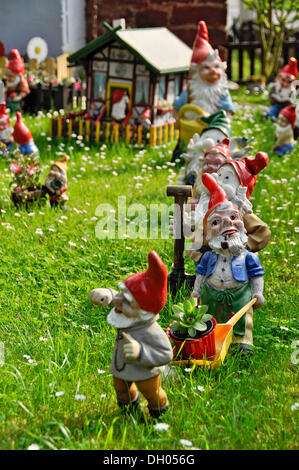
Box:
[167,185,193,198]
[226,298,257,327]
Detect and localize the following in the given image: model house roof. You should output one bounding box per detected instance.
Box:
[68,22,192,74]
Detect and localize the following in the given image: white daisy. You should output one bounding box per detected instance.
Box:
[27,37,48,62]
[153,422,170,431]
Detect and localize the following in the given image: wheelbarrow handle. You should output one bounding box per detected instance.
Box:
[226,298,257,327]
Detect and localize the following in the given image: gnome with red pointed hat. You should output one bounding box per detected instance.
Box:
[174,21,235,116]
[88,251,173,418]
[192,173,265,355]
[273,104,296,156]
[12,111,39,155]
[268,57,298,120]
[0,102,13,148]
[5,49,30,113]
[189,142,270,260]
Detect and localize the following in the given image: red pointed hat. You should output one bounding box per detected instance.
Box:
[279,104,296,128]
[7,49,25,75]
[12,111,33,145]
[202,172,237,228]
[280,57,298,80]
[219,151,269,198]
[124,251,168,315]
[112,88,126,104]
[191,21,219,64]
[0,103,11,131]
[204,137,231,160]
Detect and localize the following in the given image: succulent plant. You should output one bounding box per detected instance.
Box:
[171,297,212,338]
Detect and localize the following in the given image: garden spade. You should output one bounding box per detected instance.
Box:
[170,298,257,369]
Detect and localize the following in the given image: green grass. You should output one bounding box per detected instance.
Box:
[0,102,298,450]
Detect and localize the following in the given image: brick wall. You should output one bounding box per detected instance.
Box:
[86,0,227,54]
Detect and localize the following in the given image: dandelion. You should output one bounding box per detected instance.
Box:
[153,422,170,431]
[75,394,86,401]
[180,439,193,447]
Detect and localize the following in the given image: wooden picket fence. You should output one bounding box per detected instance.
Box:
[49,116,178,147]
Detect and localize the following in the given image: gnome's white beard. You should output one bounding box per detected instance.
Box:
[7,75,21,88]
[275,123,292,136]
[0,127,12,140]
[208,228,248,256]
[189,68,228,115]
[107,307,155,329]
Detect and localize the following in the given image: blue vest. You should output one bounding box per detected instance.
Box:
[195,250,264,282]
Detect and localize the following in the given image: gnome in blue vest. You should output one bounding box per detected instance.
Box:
[192,173,265,355]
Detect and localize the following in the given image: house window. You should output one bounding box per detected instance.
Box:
[159,76,166,101]
[135,76,149,105]
[94,72,106,100]
[175,75,181,97]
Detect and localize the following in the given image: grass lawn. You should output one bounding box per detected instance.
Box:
[0,91,298,450]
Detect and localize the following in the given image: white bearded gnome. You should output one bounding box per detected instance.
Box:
[111,89,130,123]
[174,21,235,117]
[0,102,13,149]
[268,57,298,120]
[5,49,30,113]
[192,173,265,356]
[88,251,173,419]
[44,156,69,209]
[189,148,270,261]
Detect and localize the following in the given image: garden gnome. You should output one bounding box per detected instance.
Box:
[44,155,69,208]
[5,49,30,112]
[177,110,232,186]
[111,89,130,123]
[192,173,265,355]
[0,102,13,148]
[273,105,296,157]
[268,58,298,120]
[88,251,173,418]
[174,21,235,116]
[189,150,270,260]
[12,111,39,155]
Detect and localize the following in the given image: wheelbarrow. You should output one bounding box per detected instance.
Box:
[169,298,257,369]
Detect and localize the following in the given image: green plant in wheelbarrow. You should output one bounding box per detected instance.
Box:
[167,298,216,360]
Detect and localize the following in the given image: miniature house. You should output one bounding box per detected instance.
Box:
[68,20,192,127]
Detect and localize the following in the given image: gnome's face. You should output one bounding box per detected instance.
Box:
[202,152,227,174]
[6,69,20,87]
[206,203,247,255]
[278,73,293,89]
[45,166,67,194]
[107,283,155,329]
[198,58,223,84]
[215,165,240,200]
[200,129,227,151]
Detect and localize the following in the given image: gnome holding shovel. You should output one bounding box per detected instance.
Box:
[192,173,265,355]
[89,251,173,418]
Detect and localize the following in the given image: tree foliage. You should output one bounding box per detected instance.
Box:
[244,0,299,81]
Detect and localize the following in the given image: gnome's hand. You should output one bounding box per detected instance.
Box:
[122,332,141,361]
[88,288,114,306]
[236,185,252,214]
[253,292,265,308]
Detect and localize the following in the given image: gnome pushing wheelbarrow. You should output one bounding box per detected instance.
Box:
[89,251,173,419]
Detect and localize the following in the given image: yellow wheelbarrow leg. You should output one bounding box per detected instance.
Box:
[170,298,257,369]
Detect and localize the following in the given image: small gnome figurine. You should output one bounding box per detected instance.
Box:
[268,58,297,120]
[273,105,296,157]
[0,102,13,148]
[111,89,129,123]
[192,173,265,356]
[5,49,30,113]
[12,111,39,155]
[88,251,173,419]
[174,21,235,116]
[44,156,69,209]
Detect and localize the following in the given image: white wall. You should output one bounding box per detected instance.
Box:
[61,0,86,54]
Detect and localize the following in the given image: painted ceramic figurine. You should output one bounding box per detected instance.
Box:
[268,57,297,120]
[174,21,235,117]
[12,111,39,155]
[88,251,173,418]
[44,156,69,209]
[192,173,265,355]
[0,102,13,149]
[189,147,270,261]
[273,104,296,157]
[4,49,30,113]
